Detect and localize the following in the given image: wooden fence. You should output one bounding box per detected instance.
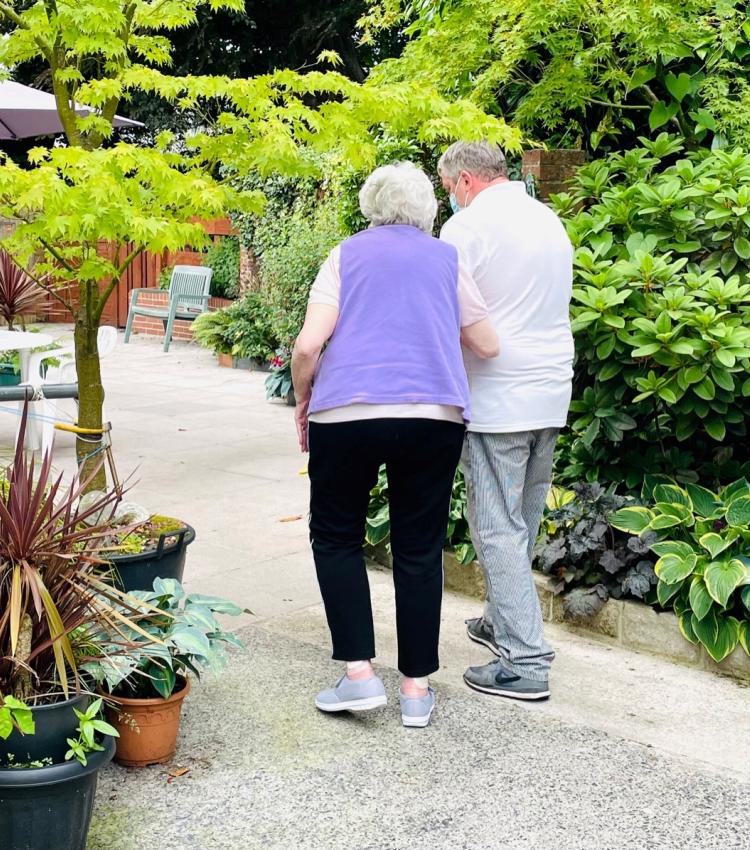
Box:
[42,218,237,328]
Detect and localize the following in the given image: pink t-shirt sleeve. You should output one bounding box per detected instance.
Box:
[308,245,341,309]
[457,260,489,327]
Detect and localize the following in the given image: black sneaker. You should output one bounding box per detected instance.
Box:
[466,617,502,657]
[463,658,550,701]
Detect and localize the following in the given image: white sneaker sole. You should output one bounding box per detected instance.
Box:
[315,694,388,713]
[463,677,550,701]
[401,704,435,728]
[466,626,503,657]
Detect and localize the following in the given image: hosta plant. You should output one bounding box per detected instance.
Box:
[366,468,477,565]
[535,482,657,618]
[85,578,244,700]
[610,478,750,662]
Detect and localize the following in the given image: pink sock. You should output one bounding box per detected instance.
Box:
[346,660,374,681]
[401,676,429,697]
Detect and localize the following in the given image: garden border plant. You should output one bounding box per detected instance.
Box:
[610,478,750,663]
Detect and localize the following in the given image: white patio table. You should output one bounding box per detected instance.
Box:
[0,329,54,383]
[0,329,55,448]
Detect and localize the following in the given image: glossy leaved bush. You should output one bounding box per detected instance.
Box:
[551,135,750,491]
[610,478,750,662]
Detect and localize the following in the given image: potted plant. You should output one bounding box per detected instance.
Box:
[78,497,197,593]
[0,412,155,850]
[265,348,294,406]
[85,578,244,767]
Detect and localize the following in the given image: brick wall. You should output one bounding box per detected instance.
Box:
[521,149,587,201]
[128,290,233,342]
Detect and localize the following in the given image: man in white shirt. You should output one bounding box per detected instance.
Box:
[438,141,574,700]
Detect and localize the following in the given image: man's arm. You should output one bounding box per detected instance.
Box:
[291,303,339,451]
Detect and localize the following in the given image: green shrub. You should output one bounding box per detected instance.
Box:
[254,199,346,348]
[204,236,240,300]
[158,265,172,290]
[610,477,750,662]
[192,309,233,355]
[552,135,750,492]
[193,293,278,362]
[224,292,277,362]
[366,468,476,565]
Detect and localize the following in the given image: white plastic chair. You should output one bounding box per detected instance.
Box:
[21,326,118,456]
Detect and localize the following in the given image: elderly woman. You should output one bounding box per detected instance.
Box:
[291,162,498,728]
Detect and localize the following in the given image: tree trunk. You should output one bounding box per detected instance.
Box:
[74,293,106,491]
[12,614,33,701]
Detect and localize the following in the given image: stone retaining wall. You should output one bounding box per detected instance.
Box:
[367,545,750,682]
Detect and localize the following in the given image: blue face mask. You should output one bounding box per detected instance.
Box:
[449,193,461,214]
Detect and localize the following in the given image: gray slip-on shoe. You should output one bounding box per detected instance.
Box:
[466,617,502,657]
[399,687,435,728]
[463,658,550,701]
[315,674,388,713]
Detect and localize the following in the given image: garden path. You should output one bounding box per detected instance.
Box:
[1,328,747,848]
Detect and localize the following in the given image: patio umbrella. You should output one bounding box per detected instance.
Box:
[0,79,143,140]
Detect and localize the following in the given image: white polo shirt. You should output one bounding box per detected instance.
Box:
[440,181,574,433]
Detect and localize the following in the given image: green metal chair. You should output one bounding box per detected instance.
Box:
[124,265,213,352]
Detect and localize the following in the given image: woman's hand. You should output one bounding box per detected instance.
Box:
[295,397,310,452]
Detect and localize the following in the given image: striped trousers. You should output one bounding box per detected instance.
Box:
[462,429,558,681]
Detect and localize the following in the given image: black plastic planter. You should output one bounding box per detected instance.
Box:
[0,736,115,850]
[0,694,89,766]
[108,523,196,593]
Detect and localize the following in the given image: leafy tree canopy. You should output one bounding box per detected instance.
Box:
[0,0,519,485]
[363,0,750,152]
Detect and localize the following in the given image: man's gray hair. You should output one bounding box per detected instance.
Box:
[437,141,508,182]
[359,162,437,234]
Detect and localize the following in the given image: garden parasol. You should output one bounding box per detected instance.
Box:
[0,79,143,139]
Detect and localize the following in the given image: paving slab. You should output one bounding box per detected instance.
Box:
[89,625,749,850]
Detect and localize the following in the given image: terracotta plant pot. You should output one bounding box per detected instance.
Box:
[105,678,190,767]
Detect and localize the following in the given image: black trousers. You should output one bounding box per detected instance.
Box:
[308,418,465,678]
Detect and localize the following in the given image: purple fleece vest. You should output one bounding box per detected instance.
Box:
[309,224,471,421]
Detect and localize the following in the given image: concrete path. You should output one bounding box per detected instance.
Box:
[3,329,748,848]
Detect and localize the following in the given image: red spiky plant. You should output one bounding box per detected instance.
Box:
[0,251,46,331]
[0,408,155,703]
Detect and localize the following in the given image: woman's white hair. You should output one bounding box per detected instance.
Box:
[359,162,438,234]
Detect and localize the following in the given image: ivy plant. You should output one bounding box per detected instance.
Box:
[610,478,750,662]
